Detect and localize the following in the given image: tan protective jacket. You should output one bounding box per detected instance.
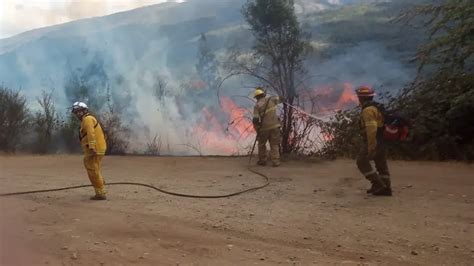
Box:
[80,114,107,156]
[253,96,282,131]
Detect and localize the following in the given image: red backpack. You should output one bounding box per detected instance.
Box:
[363,102,410,142]
[383,114,410,142]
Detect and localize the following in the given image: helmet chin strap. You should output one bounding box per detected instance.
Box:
[74,109,88,120]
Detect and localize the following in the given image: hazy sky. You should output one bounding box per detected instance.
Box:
[0,0,185,39]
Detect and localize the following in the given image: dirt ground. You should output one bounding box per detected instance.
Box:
[0,155,473,265]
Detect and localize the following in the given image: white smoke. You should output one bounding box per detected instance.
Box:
[0,0,417,155]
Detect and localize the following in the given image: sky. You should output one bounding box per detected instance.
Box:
[0,0,185,39]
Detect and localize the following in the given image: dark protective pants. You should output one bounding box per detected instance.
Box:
[356,137,391,186]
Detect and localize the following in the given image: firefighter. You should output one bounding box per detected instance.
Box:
[355,86,392,196]
[252,87,283,167]
[71,102,108,200]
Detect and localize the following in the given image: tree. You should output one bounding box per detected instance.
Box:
[395,0,473,76]
[196,33,220,91]
[0,86,30,152]
[32,90,60,154]
[64,55,109,112]
[100,85,130,155]
[57,114,81,153]
[320,0,474,160]
[241,0,310,153]
[392,0,474,160]
[154,74,169,102]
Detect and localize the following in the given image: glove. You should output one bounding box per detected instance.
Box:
[252,118,260,129]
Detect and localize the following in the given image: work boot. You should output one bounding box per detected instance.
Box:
[366,181,376,194]
[257,160,267,166]
[366,173,386,195]
[90,194,107,200]
[272,162,280,167]
[374,176,392,196]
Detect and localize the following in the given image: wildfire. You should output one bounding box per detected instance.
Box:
[334,83,359,109]
[300,82,359,112]
[190,97,255,155]
[220,96,254,138]
[188,82,360,155]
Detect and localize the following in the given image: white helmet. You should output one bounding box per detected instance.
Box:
[71,101,88,113]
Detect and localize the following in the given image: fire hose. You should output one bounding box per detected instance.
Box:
[0,100,273,199]
[0,165,269,198]
[284,102,325,121]
[0,97,318,199]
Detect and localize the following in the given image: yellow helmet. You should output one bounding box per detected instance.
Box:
[254,87,265,98]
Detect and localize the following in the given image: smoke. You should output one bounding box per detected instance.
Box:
[0,0,174,39]
[308,42,415,94]
[0,0,417,155]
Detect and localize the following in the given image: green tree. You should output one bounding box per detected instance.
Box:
[320,0,474,160]
[241,0,310,153]
[393,0,474,160]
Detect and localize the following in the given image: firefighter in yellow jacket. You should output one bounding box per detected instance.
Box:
[252,88,283,167]
[71,102,108,200]
[355,87,392,196]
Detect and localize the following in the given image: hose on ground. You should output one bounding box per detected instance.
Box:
[0,166,269,199]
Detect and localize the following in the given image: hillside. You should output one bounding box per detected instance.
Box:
[0,0,425,153]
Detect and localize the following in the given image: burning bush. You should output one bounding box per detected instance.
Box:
[316,108,360,159]
[318,0,474,161]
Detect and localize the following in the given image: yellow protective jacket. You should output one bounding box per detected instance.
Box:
[360,104,384,152]
[80,114,107,156]
[253,96,282,131]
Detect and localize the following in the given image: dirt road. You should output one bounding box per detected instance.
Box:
[1,155,473,265]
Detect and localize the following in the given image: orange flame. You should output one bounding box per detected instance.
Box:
[220,96,255,138]
[190,97,255,155]
[300,82,359,112]
[334,83,358,109]
[189,82,360,154]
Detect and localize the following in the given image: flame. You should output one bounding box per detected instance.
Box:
[192,107,238,154]
[220,96,254,138]
[334,83,358,109]
[190,97,255,155]
[299,82,359,112]
[322,133,334,141]
[187,82,360,155]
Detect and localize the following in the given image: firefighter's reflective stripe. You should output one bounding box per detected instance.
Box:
[365,121,378,126]
[363,169,377,177]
